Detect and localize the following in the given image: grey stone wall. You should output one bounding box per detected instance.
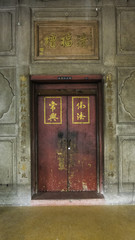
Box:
[0,0,135,205]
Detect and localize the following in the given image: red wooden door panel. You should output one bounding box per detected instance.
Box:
[38,96,68,192]
[38,94,97,192]
[68,96,97,191]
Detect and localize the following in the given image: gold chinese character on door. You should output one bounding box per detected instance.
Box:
[72,97,90,124]
[44,97,62,124]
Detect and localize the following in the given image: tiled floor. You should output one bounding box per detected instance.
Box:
[0,206,135,240]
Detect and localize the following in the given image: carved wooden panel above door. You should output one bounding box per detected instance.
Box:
[34,21,99,60]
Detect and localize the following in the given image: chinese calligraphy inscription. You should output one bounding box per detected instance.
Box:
[44,97,62,124]
[72,97,90,124]
[35,21,99,60]
[19,75,29,181]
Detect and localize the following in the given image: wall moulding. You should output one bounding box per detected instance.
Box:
[0,137,17,194]
[117,7,135,55]
[115,0,135,6]
[30,0,102,7]
[119,71,135,119]
[0,69,16,124]
[0,9,16,56]
[0,72,14,119]
[119,71,135,122]
[119,136,135,193]
[32,7,99,19]
[117,67,135,123]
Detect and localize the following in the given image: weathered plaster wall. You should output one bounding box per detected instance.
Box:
[0,0,135,205]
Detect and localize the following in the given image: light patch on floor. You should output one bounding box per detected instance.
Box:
[0,206,135,240]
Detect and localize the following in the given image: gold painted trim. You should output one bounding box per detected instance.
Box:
[72,96,90,124]
[44,96,62,124]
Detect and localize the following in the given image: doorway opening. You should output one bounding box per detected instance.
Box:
[30,75,104,199]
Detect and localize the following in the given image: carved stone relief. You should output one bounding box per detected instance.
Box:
[0,72,14,120]
[119,71,135,120]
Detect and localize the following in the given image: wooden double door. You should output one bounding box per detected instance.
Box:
[31,76,103,198]
[38,94,97,192]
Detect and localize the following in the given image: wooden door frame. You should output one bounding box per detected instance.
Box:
[30,75,104,199]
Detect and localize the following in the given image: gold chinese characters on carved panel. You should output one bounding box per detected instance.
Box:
[34,21,99,60]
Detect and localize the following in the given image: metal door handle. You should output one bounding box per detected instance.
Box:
[68,139,71,150]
